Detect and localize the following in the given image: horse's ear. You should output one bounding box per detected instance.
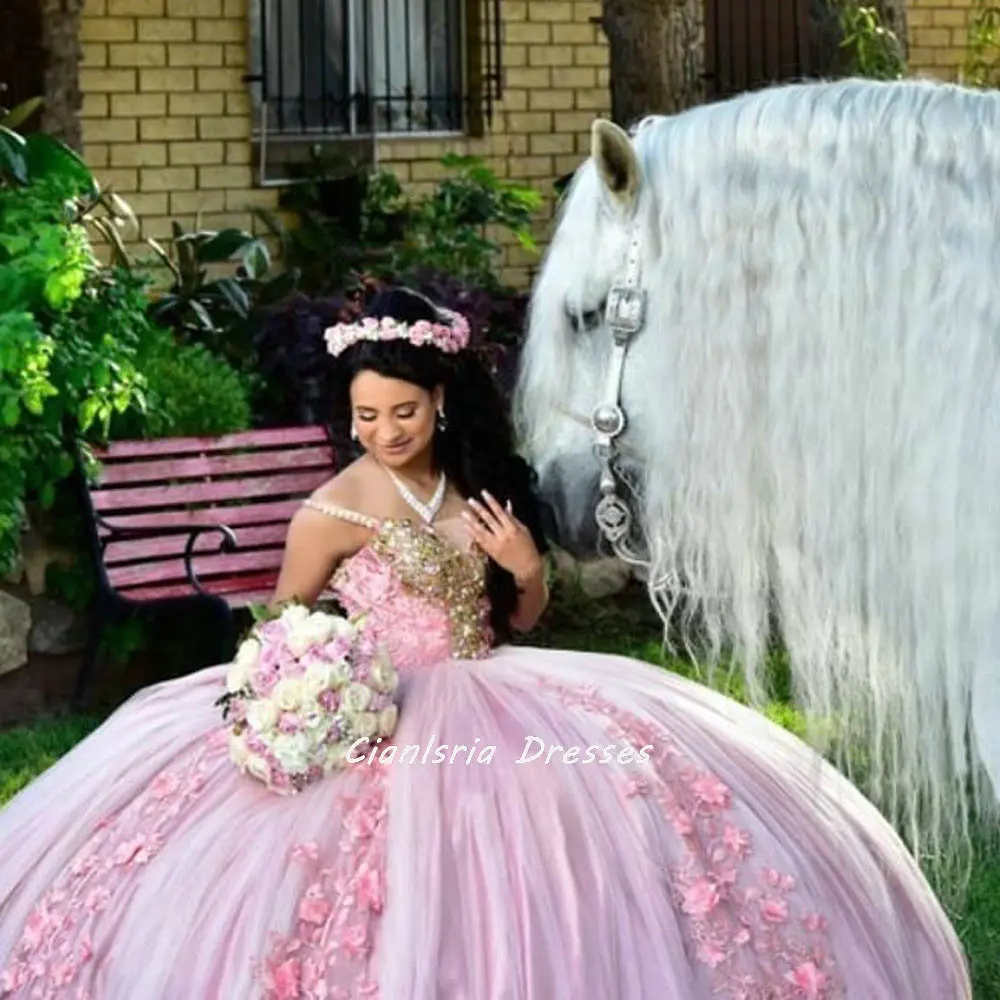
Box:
[591,118,639,208]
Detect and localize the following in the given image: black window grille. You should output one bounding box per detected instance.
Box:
[246,0,502,138]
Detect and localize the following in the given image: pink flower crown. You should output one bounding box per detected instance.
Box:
[324,309,471,358]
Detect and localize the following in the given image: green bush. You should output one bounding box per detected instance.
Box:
[0,159,146,575]
[109,326,254,439]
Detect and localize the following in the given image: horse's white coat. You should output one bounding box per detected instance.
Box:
[515,77,1000,853]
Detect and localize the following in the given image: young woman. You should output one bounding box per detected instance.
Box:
[0,288,971,999]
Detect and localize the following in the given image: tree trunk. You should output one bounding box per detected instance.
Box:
[0,0,82,150]
[40,0,84,151]
[600,0,704,127]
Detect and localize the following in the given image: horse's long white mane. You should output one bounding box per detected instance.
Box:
[517,77,1000,858]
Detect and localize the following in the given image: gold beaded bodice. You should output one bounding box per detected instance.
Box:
[305,500,493,663]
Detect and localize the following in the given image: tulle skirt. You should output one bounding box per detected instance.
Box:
[0,645,970,998]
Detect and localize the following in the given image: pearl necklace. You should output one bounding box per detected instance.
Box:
[385,467,447,524]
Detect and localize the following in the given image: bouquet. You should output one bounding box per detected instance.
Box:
[217,602,400,795]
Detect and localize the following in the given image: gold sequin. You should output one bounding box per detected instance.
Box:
[366,519,492,660]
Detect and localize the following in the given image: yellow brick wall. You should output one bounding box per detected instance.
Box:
[78,0,611,288]
[907,0,977,78]
[80,0,277,248]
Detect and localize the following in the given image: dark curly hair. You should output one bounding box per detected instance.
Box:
[329,287,549,640]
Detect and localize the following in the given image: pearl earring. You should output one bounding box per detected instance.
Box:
[436,406,447,432]
[350,424,359,441]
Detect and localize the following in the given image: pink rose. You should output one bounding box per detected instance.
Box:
[786,960,829,999]
[279,713,302,734]
[696,940,727,967]
[253,667,278,696]
[681,878,720,917]
[149,771,179,800]
[51,961,78,987]
[267,958,301,999]
[20,908,48,949]
[722,824,750,858]
[84,887,110,913]
[340,923,369,958]
[298,885,331,926]
[689,773,731,810]
[321,637,352,662]
[760,898,789,924]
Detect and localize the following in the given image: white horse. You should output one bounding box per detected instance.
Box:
[514,76,1000,855]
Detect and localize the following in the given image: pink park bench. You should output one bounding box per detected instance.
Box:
[73,425,338,706]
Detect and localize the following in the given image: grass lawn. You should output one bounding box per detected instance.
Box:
[1,582,998,993]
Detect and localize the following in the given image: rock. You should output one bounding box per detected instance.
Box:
[29,596,88,655]
[19,527,77,597]
[0,589,31,676]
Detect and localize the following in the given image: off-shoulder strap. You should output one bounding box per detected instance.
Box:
[302,498,381,530]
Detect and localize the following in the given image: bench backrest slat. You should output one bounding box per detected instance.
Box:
[96,499,303,533]
[85,425,338,608]
[95,426,330,460]
[95,445,335,486]
[103,523,290,565]
[91,470,331,513]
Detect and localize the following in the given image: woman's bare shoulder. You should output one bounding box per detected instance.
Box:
[306,456,385,518]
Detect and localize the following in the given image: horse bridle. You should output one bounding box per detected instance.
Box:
[588,223,649,567]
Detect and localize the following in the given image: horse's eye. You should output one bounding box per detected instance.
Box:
[565,300,606,333]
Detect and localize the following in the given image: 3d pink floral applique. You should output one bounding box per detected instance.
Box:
[0,734,220,998]
[538,679,843,1000]
[256,768,389,1000]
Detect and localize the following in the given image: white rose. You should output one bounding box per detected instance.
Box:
[330,616,357,639]
[225,660,251,694]
[370,655,398,694]
[270,733,312,775]
[377,704,399,738]
[272,678,304,712]
[246,754,272,785]
[353,711,378,739]
[280,604,310,627]
[235,637,261,670]
[341,682,372,714]
[229,733,250,768]
[303,661,330,698]
[327,662,351,690]
[246,699,279,733]
[286,614,338,657]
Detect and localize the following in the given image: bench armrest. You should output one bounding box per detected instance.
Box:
[97,518,239,598]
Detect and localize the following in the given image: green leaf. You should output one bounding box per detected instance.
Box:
[78,395,101,431]
[23,134,95,194]
[241,239,270,280]
[186,297,215,330]
[1,397,19,427]
[210,277,251,317]
[0,129,28,184]
[514,229,539,252]
[1,97,44,131]
[196,228,253,263]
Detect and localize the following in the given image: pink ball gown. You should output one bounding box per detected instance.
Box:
[0,506,971,999]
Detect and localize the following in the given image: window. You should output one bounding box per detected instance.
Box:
[246,0,501,138]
